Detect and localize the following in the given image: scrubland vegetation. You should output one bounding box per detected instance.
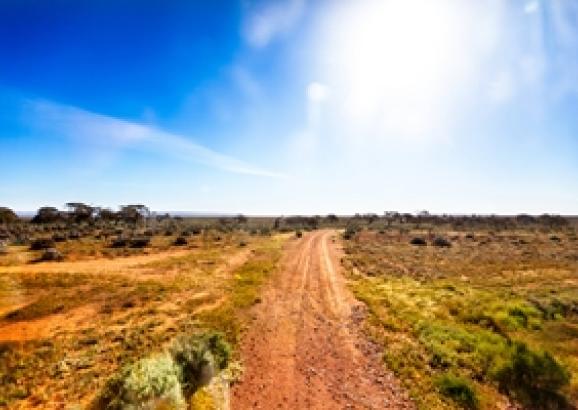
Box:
[0,204,286,408]
[343,216,578,409]
[0,204,576,409]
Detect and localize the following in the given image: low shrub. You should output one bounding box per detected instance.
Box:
[436,373,479,409]
[110,237,128,248]
[170,332,230,395]
[432,237,451,247]
[343,226,357,240]
[95,332,230,409]
[295,230,303,238]
[173,236,188,246]
[410,237,427,246]
[129,237,150,248]
[29,238,54,251]
[39,248,64,262]
[494,342,570,408]
[96,353,185,410]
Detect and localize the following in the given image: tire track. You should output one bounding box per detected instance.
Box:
[232,230,414,409]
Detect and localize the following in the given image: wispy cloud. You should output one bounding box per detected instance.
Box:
[26,100,285,178]
[242,0,305,48]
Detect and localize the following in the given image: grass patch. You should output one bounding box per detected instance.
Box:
[345,230,577,409]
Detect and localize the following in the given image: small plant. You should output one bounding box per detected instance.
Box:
[494,342,570,408]
[129,237,150,248]
[96,353,185,410]
[170,332,230,395]
[295,230,303,238]
[410,237,427,246]
[38,248,63,262]
[343,226,357,240]
[436,373,479,409]
[173,236,188,246]
[432,237,451,247]
[29,238,54,250]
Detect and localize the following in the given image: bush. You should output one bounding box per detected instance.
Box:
[410,237,427,246]
[110,237,128,248]
[343,226,357,240]
[39,248,63,262]
[433,237,452,247]
[173,236,188,246]
[29,238,55,250]
[129,237,150,248]
[169,332,230,395]
[494,342,570,408]
[295,230,303,238]
[436,373,479,409]
[96,353,185,410]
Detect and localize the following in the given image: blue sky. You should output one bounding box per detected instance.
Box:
[0,0,577,214]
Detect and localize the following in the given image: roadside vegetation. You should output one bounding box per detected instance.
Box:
[343,220,577,409]
[0,203,287,408]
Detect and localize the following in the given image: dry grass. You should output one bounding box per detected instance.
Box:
[0,231,286,408]
[344,229,578,409]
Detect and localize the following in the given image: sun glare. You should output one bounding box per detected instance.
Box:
[324,0,467,136]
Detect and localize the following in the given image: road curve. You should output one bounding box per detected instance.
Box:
[232,230,414,409]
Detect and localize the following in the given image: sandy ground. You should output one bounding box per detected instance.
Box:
[232,230,414,409]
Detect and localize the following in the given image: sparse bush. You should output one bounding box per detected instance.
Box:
[29,238,54,250]
[343,226,357,240]
[129,237,150,248]
[410,237,427,246]
[295,230,303,238]
[436,373,479,409]
[433,237,451,247]
[39,248,63,262]
[110,237,128,248]
[96,353,185,410]
[170,332,230,394]
[173,236,188,246]
[494,342,570,408]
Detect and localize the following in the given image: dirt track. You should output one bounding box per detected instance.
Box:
[232,230,414,409]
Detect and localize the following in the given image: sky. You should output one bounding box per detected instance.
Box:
[0,0,577,215]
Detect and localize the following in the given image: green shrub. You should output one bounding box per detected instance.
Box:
[436,373,479,409]
[494,342,570,408]
[169,332,230,395]
[96,353,185,410]
[95,332,230,409]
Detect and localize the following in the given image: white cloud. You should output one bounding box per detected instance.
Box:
[524,1,539,14]
[26,100,284,178]
[243,0,305,48]
[488,70,516,103]
[306,82,328,103]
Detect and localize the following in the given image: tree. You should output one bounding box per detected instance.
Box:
[118,205,149,224]
[0,207,18,224]
[65,202,95,222]
[31,207,63,224]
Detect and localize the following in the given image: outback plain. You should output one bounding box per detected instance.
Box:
[0,206,577,410]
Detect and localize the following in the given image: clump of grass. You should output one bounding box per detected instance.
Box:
[95,352,185,410]
[494,341,570,408]
[95,332,231,409]
[170,332,230,395]
[436,373,479,409]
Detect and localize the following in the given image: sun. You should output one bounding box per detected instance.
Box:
[323,0,467,137]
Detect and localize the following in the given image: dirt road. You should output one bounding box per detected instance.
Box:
[232,230,414,409]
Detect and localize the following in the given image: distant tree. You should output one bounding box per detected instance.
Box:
[98,208,118,221]
[118,205,149,224]
[31,207,63,224]
[235,214,248,224]
[65,202,95,222]
[326,214,339,223]
[0,207,18,224]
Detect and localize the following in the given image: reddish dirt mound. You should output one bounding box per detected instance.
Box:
[232,230,414,409]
